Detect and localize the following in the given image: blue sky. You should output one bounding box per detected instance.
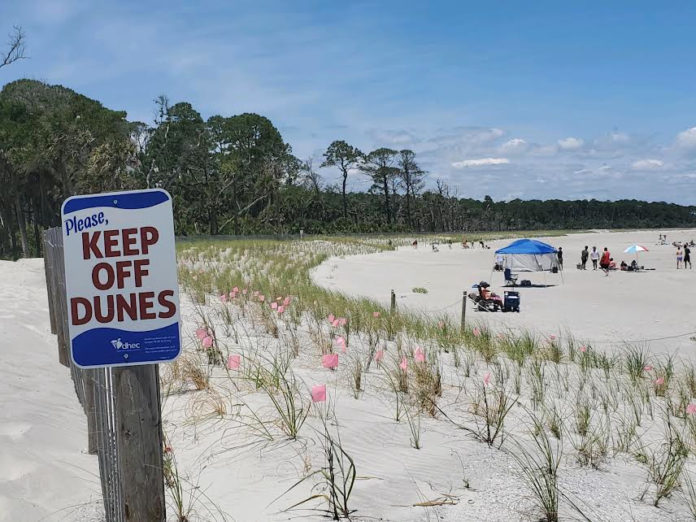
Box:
[2,0,696,203]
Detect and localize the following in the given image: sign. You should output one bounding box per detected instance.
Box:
[61,189,180,368]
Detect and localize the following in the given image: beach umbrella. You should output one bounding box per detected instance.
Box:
[624,244,649,254]
[624,244,648,265]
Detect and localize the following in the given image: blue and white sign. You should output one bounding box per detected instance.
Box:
[61,189,181,368]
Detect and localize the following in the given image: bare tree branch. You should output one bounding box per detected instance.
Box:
[1,26,26,69]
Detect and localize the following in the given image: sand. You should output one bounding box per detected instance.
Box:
[313,229,696,358]
[0,259,103,521]
[4,230,696,521]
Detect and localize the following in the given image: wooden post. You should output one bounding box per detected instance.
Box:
[113,364,165,521]
[43,231,57,335]
[390,289,396,313]
[460,291,467,333]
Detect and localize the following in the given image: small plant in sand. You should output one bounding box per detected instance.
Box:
[260,368,310,440]
[411,348,442,416]
[412,287,428,294]
[471,372,517,447]
[405,403,423,449]
[284,414,357,520]
[641,413,689,507]
[624,344,651,384]
[509,413,562,522]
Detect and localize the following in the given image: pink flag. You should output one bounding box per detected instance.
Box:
[338,317,347,327]
[335,336,346,353]
[227,354,241,370]
[687,403,696,415]
[328,313,335,323]
[332,319,340,327]
[374,350,384,363]
[483,372,491,386]
[277,305,285,314]
[202,336,213,348]
[549,334,557,341]
[414,347,425,363]
[220,294,228,303]
[195,327,207,340]
[271,302,278,310]
[644,365,653,372]
[233,286,239,293]
[399,357,408,371]
[311,384,326,403]
[259,294,265,302]
[655,377,664,386]
[580,345,587,353]
[283,296,292,306]
[473,327,481,337]
[322,353,339,369]
[373,311,380,318]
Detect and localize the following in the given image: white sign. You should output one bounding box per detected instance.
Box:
[61,189,181,368]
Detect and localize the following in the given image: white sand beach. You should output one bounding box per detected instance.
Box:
[4,230,696,521]
[313,229,696,357]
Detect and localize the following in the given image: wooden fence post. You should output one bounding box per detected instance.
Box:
[43,231,57,335]
[390,289,396,313]
[460,291,467,333]
[113,364,165,521]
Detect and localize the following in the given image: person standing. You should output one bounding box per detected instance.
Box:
[557,247,563,270]
[685,243,692,269]
[581,246,589,270]
[600,247,611,276]
[590,246,600,270]
[676,246,683,269]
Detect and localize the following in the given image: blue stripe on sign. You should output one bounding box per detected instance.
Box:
[63,190,169,215]
[71,322,180,368]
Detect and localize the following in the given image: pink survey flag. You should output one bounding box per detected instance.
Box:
[335,336,346,351]
[338,317,347,327]
[283,296,292,306]
[644,365,653,372]
[227,354,241,370]
[233,286,239,293]
[473,327,481,337]
[277,305,285,314]
[483,372,491,386]
[374,350,384,363]
[414,347,425,363]
[332,319,340,327]
[271,302,278,310]
[259,294,265,302]
[373,311,380,318]
[687,403,696,415]
[399,357,408,371]
[580,345,587,353]
[655,377,664,386]
[202,336,213,348]
[311,384,326,403]
[322,353,339,369]
[220,294,228,303]
[195,327,207,340]
[328,313,335,323]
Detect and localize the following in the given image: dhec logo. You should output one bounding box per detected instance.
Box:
[110,338,141,350]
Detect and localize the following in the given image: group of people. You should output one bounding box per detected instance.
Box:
[578,246,614,275]
[676,242,692,269]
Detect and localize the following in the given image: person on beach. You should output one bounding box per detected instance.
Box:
[600,247,611,276]
[676,246,683,269]
[557,247,563,270]
[590,246,600,270]
[685,243,692,269]
[581,246,589,270]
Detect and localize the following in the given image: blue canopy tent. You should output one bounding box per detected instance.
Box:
[493,239,562,285]
[495,239,559,272]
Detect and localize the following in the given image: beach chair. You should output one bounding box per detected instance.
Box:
[503,268,518,286]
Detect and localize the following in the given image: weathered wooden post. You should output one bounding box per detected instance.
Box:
[113,365,165,521]
[460,290,467,333]
[390,289,396,313]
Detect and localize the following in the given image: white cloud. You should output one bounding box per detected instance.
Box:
[451,158,510,168]
[677,127,696,148]
[499,138,527,153]
[632,159,664,170]
[558,137,584,150]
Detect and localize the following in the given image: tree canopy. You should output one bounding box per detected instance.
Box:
[1,79,695,259]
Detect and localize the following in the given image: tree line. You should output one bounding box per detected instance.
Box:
[1,78,695,259]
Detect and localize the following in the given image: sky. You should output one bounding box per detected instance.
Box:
[1,0,696,203]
